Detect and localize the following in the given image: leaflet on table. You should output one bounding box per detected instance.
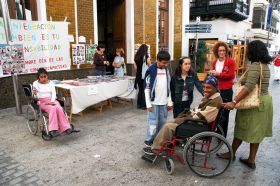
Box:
[127,80,134,92]
[87,84,98,95]
[62,80,90,86]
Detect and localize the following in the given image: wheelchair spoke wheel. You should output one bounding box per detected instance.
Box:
[165,158,175,175]
[193,125,224,155]
[26,105,38,135]
[183,132,233,177]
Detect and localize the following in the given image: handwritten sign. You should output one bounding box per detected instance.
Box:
[0,19,70,77]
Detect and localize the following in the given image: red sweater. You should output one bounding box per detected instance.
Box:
[274,55,280,67]
[212,57,235,90]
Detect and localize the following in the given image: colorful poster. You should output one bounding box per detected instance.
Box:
[85,44,97,64]
[72,44,85,65]
[0,18,70,78]
[0,44,25,77]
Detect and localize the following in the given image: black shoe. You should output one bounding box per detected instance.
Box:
[143,147,155,155]
[49,130,60,137]
[64,128,72,135]
[141,153,157,163]
[144,140,153,147]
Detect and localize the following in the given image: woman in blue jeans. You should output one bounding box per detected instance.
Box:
[170,57,204,118]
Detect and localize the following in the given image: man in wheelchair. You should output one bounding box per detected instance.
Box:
[32,68,72,137]
[143,76,223,155]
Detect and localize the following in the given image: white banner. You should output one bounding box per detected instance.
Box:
[0,19,70,77]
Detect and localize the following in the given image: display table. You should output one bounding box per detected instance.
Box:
[55,76,136,120]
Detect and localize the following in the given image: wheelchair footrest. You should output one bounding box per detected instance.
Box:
[71,129,80,133]
[141,154,157,164]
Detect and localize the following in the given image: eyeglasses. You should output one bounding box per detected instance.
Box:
[218,50,226,52]
[39,75,47,79]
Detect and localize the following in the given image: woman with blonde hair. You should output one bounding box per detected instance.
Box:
[113,48,126,77]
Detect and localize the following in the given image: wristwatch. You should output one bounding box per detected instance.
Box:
[232,99,237,104]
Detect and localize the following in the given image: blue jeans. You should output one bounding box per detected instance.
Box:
[94,69,106,76]
[146,105,168,142]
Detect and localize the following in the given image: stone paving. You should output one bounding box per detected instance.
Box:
[0,151,44,186]
[0,67,280,186]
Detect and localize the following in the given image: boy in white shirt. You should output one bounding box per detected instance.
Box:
[143,51,173,147]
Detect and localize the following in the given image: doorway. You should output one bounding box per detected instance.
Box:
[97,0,126,74]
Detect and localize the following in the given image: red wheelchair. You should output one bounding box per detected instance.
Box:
[142,109,233,177]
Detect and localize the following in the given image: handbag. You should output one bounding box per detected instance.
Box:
[234,63,263,110]
[141,56,149,79]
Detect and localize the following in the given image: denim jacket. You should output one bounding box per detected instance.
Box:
[170,72,204,104]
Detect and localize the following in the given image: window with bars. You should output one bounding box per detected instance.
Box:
[4,0,38,20]
[158,0,168,51]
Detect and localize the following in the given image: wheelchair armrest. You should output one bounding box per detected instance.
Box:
[56,95,66,110]
[181,118,208,126]
[175,118,210,138]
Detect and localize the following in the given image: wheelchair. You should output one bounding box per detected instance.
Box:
[142,109,233,178]
[23,84,79,141]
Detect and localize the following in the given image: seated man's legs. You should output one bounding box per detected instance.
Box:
[151,122,179,151]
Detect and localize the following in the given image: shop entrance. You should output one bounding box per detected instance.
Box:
[97,0,126,74]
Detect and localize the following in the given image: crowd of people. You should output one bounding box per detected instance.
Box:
[33,39,274,171]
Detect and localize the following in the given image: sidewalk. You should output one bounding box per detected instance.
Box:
[0,78,279,186]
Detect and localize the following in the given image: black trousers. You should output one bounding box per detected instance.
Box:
[137,79,146,109]
[220,88,233,137]
[173,101,191,118]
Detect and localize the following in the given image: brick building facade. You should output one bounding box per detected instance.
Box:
[0,0,190,109]
[43,0,187,62]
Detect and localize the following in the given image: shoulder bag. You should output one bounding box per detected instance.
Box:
[141,56,149,79]
[234,63,263,110]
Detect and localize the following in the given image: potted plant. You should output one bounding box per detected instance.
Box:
[195,41,208,81]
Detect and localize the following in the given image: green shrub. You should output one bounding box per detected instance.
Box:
[196,41,208,73]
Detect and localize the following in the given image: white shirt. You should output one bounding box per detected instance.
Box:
[33,80,56,102]
[145,68,173,108]
[215,59,225,73]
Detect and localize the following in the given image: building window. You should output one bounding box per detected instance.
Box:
[7,0,37,21]
[158,0,169,51]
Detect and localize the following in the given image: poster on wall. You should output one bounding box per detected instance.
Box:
[0,18,70,78]
[0,44,25,77]
[72,44,85,65]
[85,44,97,64]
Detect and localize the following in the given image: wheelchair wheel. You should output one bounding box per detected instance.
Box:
[42,131,52,141]
[183,132,233,178]
[165,158,174,175]
[194,125,225,155]
[26,105,38,135]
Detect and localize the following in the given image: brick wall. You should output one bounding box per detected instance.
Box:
[174,1,182,60]
[134,0,144,45]
[77,0,94,44]
[46,0,76,42]
[134,0,157,61]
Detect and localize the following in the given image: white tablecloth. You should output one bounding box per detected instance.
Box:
[55,78,136,114]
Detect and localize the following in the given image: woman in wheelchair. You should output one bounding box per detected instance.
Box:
[143,76,222,155]
[32,68,71,137]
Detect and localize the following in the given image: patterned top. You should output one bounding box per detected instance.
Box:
[242,62,270,94]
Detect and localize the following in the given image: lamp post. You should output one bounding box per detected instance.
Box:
[0,0,22,115]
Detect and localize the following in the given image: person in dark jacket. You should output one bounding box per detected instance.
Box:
[93,44,109,76]
[134,44,151,109]
[171,57,204,118]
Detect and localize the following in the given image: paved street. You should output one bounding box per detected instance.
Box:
[0,67,280,186]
